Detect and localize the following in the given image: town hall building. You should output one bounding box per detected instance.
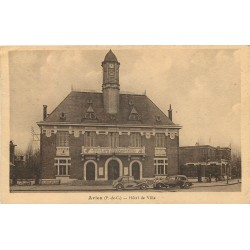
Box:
[37,50,181,183]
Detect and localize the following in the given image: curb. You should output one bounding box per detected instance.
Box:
[192,182,241,188]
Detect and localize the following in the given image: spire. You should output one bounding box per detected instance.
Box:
[103,49,118,62]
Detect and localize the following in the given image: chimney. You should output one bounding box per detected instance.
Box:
[168,104,172,121]
[43,105,47,120]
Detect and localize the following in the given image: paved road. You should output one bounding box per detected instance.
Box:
[10,183,241,192]
[180,183,241,192]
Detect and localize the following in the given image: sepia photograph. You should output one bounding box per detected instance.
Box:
[1,45,247,204]
[1,3,250,250]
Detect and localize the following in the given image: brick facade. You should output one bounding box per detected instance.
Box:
[39,128,180,182]
[179,145,231,178]
[38,50,181,183]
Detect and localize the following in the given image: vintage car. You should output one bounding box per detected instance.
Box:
[153,175,192,189]
[113,176,149,190]
[216,175,226,181]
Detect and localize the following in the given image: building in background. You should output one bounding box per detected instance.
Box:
[37,50,181,183]
[179,144,231,180]
[9,140,16,167]
[9,141,28,184]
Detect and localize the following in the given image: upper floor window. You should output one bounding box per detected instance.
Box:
[155,133,166,147]
[56,131,69,147]
[84,131,96,147]
[130,133,141,147]
[109,132,119,147]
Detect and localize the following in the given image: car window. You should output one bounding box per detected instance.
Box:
[123,177,128,182]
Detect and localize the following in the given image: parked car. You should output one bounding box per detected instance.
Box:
[216,175,226,181]
[113,176,149,190]
[153,175,192,189]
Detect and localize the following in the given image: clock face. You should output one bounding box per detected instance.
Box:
[109,63,114,68]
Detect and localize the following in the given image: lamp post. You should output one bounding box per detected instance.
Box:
[197,163,202,183]
[226,164,229,185]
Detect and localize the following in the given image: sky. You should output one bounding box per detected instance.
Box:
[9,47,241,153]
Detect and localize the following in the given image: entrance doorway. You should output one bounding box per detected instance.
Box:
[86,162,95,180]
[108,160,120,180]
[132,162,140,180]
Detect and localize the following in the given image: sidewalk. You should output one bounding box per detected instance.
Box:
[10,184,114,192]
[10,179,241,192]
[192,179,241,188]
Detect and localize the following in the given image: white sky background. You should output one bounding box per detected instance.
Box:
[9,47,241,152]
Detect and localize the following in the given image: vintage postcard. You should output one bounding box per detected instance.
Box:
[0,45,249,203]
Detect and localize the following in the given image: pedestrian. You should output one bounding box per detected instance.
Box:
[209,174,212,183]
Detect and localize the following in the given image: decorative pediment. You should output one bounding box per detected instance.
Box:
[83,103,97,120]
[87,105,94,113]
[128,106,141,121]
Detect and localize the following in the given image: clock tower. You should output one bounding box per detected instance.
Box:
[102,50,120,114]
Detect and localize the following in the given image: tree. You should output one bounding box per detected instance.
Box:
[25,142,41,184]
[230,152,241,178]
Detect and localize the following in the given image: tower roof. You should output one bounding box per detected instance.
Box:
[103,49,118,62]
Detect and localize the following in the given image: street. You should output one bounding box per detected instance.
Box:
[165,183,241,192]
[10,182,241,192]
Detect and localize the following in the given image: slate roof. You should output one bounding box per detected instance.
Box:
[103,49,118,62]
[40,91,176,126]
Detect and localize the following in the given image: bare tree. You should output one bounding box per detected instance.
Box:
[231,152,241,178]
[25,141,41,184]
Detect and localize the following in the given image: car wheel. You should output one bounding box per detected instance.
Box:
[116,184,124,190]
[157,183,163,189]
[141,184,147,190]
[185,183,191,189]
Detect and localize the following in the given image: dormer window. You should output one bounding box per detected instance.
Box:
[155,115,161,122]
[83,104,97,120]
[59,112,66,121]
[128,106,141,121]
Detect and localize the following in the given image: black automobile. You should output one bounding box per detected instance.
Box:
[113,176,149,190]
[153,175,192,189]
[216,175,226,181]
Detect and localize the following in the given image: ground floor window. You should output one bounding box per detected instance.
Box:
[55,158,71,176]
[154,158,168,175]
